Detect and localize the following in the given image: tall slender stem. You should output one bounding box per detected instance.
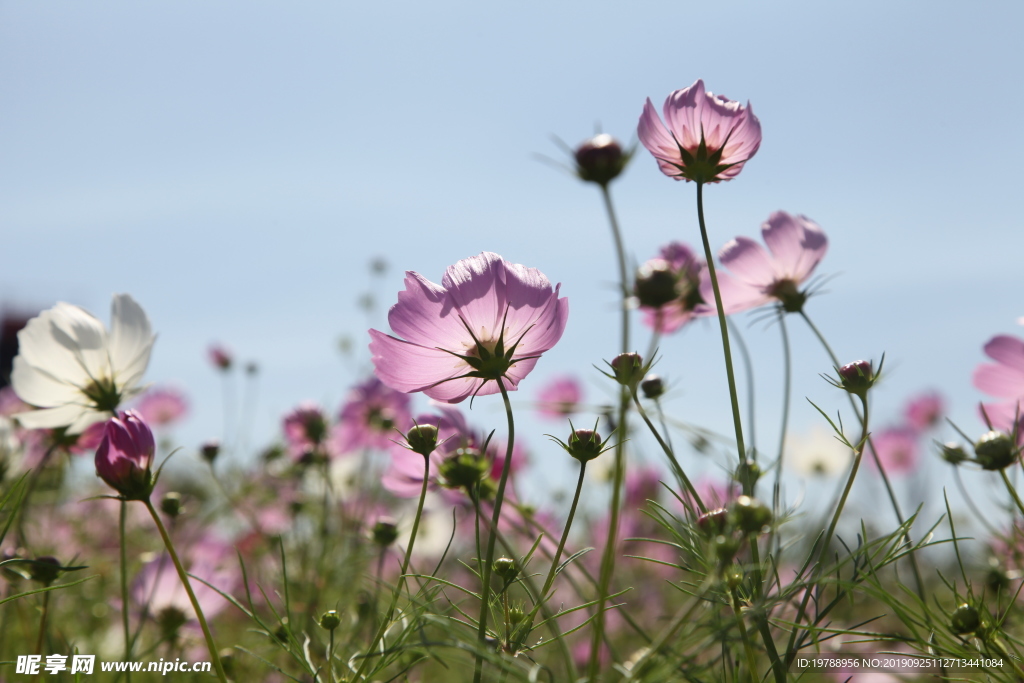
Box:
[727,318,757,459]
[773,310,792,519]
[694,182,748,490]
[631,392,705,513]
[357,453,431,679]
[473,380,517,683]
[143,499,228,683]
[538,463,586,604]
[119,501,133,683]
[588,181,632,682]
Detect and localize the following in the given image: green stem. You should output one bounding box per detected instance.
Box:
[34,590,49,656]
[694,182,749,490]
[120,501,133,683]
[537,462,586,607]
[731,587,759,683]
[772,309,792,520]
[600,183,630,354]
[631,392,705,513]
[143,499,228,683]
[356,452,431,678]
[1000,470,1024,518]
[473,380,517,683]
[727,317,757,459]
[328,628,335,683]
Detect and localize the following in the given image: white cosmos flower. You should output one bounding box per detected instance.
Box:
[11,294,155,434]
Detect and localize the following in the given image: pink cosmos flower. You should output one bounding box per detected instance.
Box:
[699,211,828,315]
[369,252,568,403]
[903,391,945,433]
[973,335,1024,436]
[536,375,583,419]
[867,427,919,475]
[332,377,411,455]
[637,242,706,334]
[638,79,761,183]
[133,386,189,428]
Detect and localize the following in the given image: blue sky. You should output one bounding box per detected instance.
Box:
[2,1,1022,516]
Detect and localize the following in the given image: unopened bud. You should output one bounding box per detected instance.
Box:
[735,459,760,491]
[728,495,772,534]
[696,508,729,537]
[200,440,221,464]
[319,610,341,631]
[634,260,679,308]
[837,360,874,396]
[406,423,439,457]
[371,519,399,547]
[950,604,980,634]
[574,134,627,186]
[493,557,518,581]
[712,533,740,564]
[160,492,183,518]
[438,448,489,490]
[28,556,62,586]
[566,428,604,463]
[939,442,969,465]
[974,431,1017,470]
[640,375,666,400]
[610,352,645,390]
[724,565,744,589]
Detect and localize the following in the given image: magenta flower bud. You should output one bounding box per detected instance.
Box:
[95,410,156,500]
[696,507,729,537]
[837,360,875,396]
[574,134,627,186]
[566,428,604,463]
[208,344,233,371]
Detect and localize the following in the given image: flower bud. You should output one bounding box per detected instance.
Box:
[508,604,528,625]
[28,556,62,586]
[371,519,399,547]
[610,352,646,390]
[319,610,341,631]
[200,440,221,464]
[728,495,772,534]
[640,375,666,400]
[634,260,679,308]
[574,134,627,186]
[160,492,183,518]
[712,533,740,564]
[95,411,155,500]
[974,431,1017,470]
[837,360,874,396]
[405,423,439,457]
[939,442,969,465]
[566,428,604,463]
[950,604,980,634]
[734,459,760,491]
[724,565,744,590]
[158,606,188,640]
[493,557,518,581]
[696,507,729,537]
[438,447,489,490]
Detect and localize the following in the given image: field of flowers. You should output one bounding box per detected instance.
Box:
[1,79,1023,683]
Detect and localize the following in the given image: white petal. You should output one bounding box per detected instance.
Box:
[14,404,91,430]
[16,305,95,387]
[108,293,155,390]
[47,302,112,382]
[10,356,84,408]
[66,408,109,434]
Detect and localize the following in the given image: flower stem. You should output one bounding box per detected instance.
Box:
[694,182,749,491]
[999,469,1024,518]
[356,452,430,679]
[537,462,586,606]
[730,587,760,683]
[120,501,133,683]
[772,309,792,521]
[327,628,336,683]
[142,499,228,683]
[472,379,516,683]
[600,183,630,354]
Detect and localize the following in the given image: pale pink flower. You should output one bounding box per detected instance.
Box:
[369,252,568,403]
[638,79,761,183]
[903,391,945,433]
[867,427,919,475]
[637,241,706,333]
[973,335,1024,436]
[536,375,583,419]
[699,211,828,315]
[133,386,189,428]
[332,377,411,455]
